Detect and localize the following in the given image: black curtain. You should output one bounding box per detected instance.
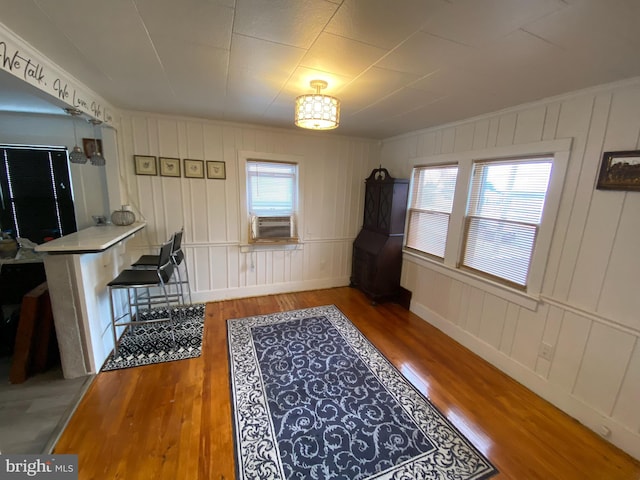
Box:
[0,147,77,244]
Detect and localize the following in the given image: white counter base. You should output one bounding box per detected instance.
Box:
[38,223,146,378]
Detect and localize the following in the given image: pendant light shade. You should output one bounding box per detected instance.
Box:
[88,119,106,166]
[294,80,340,130]
[65,107,88,164]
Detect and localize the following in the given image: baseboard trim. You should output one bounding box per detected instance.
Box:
[410,300,640,461]
[191,277,351,303]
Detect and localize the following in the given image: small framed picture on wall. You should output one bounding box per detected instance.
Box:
[159,157,181,177]
[184,159,205,178]
[83,138,102,159]
[596,150,640,191]
[134,155,157,176]
[207,161,226,179]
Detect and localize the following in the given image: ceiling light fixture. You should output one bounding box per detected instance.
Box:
[64,107,88,164]
[294,80,340,130]
[88,119,106,166]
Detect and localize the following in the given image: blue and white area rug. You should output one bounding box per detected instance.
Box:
[227,305,498,480]
[102,304,205,372]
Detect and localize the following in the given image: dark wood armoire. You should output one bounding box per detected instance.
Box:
[350,167,409,304]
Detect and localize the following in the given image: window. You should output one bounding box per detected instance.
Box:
[0,146,77,244]
[244,158,299,243]
[246,161,297,216]
[403,139,570,298]
[462,158,552,288]
[406,165,458,258]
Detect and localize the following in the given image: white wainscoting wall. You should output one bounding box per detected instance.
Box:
[117,113,379,302]
[381,78,640,459]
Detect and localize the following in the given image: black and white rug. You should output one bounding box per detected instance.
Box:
[227,305,498,480]
[102,304,205,372]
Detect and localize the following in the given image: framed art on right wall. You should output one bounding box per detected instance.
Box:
[597,150,640,191]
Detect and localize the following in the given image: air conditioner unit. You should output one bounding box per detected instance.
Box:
[250,215,295,241]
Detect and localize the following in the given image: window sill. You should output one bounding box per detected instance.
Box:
[402,248,540,311]
[240,242,303,253]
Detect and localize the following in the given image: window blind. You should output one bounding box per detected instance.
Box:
[462,158,552,287]
[406,165,458,258]
[246,161,297,216]
[0,146,76,243]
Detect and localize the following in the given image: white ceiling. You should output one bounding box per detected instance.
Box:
[1,0,640,139]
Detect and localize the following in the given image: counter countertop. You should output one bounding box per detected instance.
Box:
[35,222,146,254]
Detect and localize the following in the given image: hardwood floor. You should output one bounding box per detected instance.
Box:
[54,287,640,479]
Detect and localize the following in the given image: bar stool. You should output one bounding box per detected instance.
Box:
[108,240,177,356]
[131,227,192,304]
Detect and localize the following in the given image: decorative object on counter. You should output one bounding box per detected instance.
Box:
[597,150,640,191]
[92,215,108,226]
[294,79,340,130]
[160,157,181,177]
[134,155,157,175]
[184,159,204,178]
[87,119,106,166]
[111,205,136,226]
[0,234,18,259]
[65,107,88,164]
[207,160,226,179]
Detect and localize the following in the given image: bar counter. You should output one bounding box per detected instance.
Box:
[36,222,146,378]
[35,222,146,254]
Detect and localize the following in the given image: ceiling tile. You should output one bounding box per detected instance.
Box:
[233,0,339,48]
[35,0,165,78]
[136,0,234,50]
[324,0,446,49]
[300,32,387,78]
[524,0,640,78]
[337,67,421,112]
[152,37,229,93]
[376,31,475,77]
[279,66,350,100]
[346,86,445,119]
[419,0,567,47]
[229,34,305,81]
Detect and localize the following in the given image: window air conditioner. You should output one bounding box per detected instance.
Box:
[250,215,295,241]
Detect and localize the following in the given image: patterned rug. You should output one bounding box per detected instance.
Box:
[227,305,498,480]
[101,304,205,372]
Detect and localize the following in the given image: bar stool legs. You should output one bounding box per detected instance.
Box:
[108,241,178,357]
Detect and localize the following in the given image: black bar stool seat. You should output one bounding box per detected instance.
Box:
[131,254,158,266]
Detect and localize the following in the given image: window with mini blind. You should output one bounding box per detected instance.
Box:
[406,164,458,258]
[461,157,552,288]
[246,160,298,242]
[0,146,77,244]
[403,139,570,300]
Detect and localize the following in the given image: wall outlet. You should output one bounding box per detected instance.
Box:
[539,342,555,361]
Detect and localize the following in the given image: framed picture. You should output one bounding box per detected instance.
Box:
[597,150,640,191]
[159,157,181,177]
[134,155,157,176]
[83,138,102,159]
[184,159,205,178]
[207,160,226,179]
